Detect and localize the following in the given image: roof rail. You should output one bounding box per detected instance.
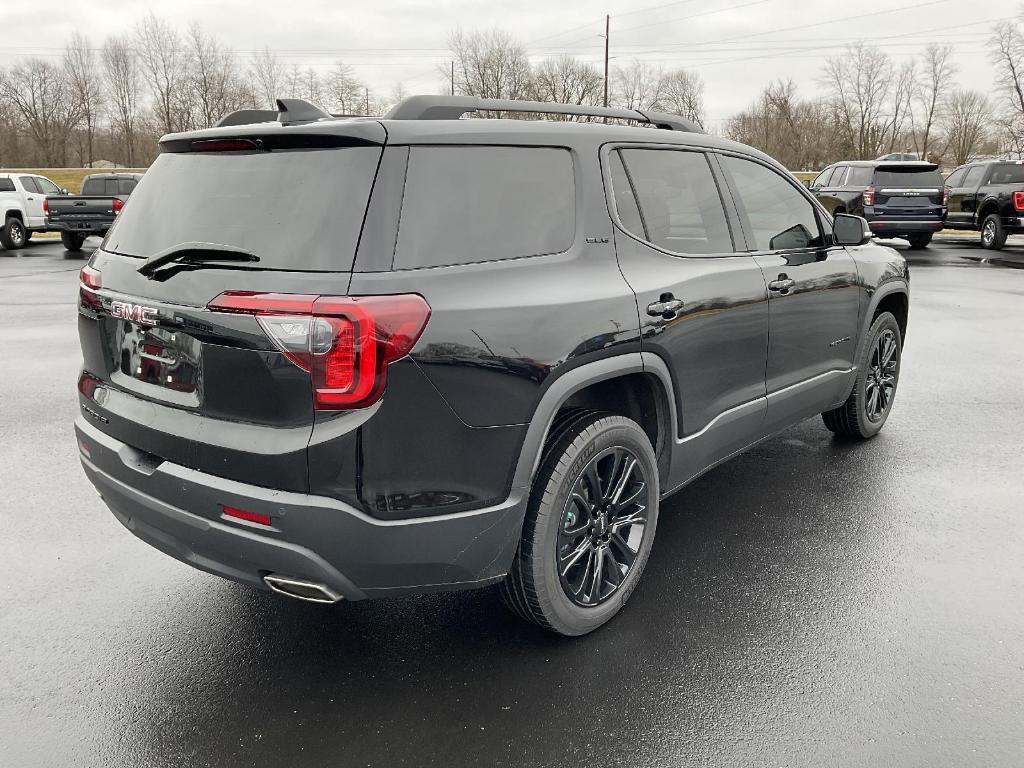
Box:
[384,95,701,133]
[216,98,333,128]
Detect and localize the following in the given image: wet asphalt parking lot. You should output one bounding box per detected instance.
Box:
[1,236,1022,768]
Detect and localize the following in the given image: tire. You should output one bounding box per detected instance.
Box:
[906,233,932,249]
[822,311,902,439]
[500,412,660,636]
[980,213,1006,250]
[23,231,32,242]
[61,232,86,252]
[0,216,27,250]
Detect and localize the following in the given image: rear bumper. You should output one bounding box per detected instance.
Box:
[47,218,111,233]
[76,416,525,600]
[867,219,944,235]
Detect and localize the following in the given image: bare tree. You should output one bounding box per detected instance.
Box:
[325,63,363,113]
[823,43,894,159]
[250,47,284,108]
[135,13,187,134]
[184,23,251,128]
[991,22,1024,156]
[447,29,532,103]
[660,68,704,127]
[942,90,991,165]
[913,43,956,160]
[530,56,602,113]
[64,33,103,166]
[0,58,83,165]
[101,36,141,166]
[612,59,666,111]
[884,59,917,154]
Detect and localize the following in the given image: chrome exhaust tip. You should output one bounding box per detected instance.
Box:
[263,574,343,604]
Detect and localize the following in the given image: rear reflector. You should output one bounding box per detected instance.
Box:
[221,505,272,526]
[78,371,101,399]
[207,292,431,410]
[1014,191,1024,212]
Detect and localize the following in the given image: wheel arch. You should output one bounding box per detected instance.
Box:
[510,354,676,493]
[977,198,1000,222]
[4,208,24,223]
[864,281,909,347]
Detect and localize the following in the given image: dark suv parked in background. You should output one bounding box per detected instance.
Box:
[75,96,909,635]
[809,160,946,249]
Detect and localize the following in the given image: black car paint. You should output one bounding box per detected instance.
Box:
[75,114,908,600]
[944,160,1024,234]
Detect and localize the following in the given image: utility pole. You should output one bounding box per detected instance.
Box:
[603,14,610,108]
[451,61,455,96]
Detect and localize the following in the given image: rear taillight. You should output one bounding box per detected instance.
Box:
[112,198,123,214]
[943,187,950,206]
[43,198,49,214]
[863,186,875,206]
[1014,191,1024,211]
[221,505,272,526]
[207,292,431,410]
[79,264,102,310]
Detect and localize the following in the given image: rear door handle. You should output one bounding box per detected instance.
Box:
[647,293,684,317]
[768,275,796,294]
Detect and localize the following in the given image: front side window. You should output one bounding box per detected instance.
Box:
[394,146,575,270]
[617,148,733,255]
[944,167,968,188]
[721,155,824,252]
[812,168,834,188]
[962,166,985,188]
[830,166,849,187]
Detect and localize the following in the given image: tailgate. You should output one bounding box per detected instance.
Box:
[871,166,945,219]
[76,137,383,491]
[47,196,116,220]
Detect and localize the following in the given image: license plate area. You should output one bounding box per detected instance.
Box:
[113,320,202,399]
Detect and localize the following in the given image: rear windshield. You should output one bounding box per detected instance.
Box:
[83,178,140,196]
[988,163,1024,184]
[105,147,381,271]
[873,168,943,188]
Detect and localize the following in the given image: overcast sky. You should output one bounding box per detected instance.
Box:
[2,0,1012,125]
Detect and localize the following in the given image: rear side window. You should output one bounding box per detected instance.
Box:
[105,147,382,271]
[393,146,574,269]
[721,155,823,251]
[608,151,644,236]
[873,168,944,188]
[618,148,732,255]
[830,167,849,187]
[962,166,985,188]
[944,167,968,187]
[988,163,1024,184]
[19,177,40,193]
[0,178,14,192]
[848,167,873,186]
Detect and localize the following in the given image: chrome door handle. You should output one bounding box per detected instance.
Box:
[768,276,796,294]
[647,294,684,317]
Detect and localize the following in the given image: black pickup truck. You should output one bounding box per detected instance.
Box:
[45,173,143,252]
[944,160,1024,249]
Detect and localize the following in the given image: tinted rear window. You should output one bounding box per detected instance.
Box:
[0,178,13,192]
[988,163,1024,184]
[105,147,382,271]
[393,146,574,270]
[873,168,943,187]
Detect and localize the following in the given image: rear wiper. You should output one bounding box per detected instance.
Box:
[137,243,260,277]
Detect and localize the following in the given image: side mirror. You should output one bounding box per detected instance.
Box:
[802,179,812,189]
[833,213,871,246]
[60,188,69,195]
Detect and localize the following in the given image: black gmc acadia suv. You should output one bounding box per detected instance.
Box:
[808,160,946,249]
[75,96,909,636]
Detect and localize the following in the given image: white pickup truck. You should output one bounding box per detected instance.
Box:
[0,172,68,250]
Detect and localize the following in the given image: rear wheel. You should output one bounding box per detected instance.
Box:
[500,412,659,635]
[906,233,932,249]
[980,213,1006,250]
[61,232,86,252]
[0,217,27,250]
[822,311,902,439]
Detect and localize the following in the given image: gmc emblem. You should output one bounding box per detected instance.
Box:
[111,300,158,326]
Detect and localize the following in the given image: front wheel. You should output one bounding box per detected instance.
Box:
[822,311,902,439]
[61,232,86,252]
[980,214,1007,250]
[0,217,27,250]
[906,233,932,249]
[500,412,660,635]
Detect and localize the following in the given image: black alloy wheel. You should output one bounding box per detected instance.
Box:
[864,328,898,422]
[557,446,649,607]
